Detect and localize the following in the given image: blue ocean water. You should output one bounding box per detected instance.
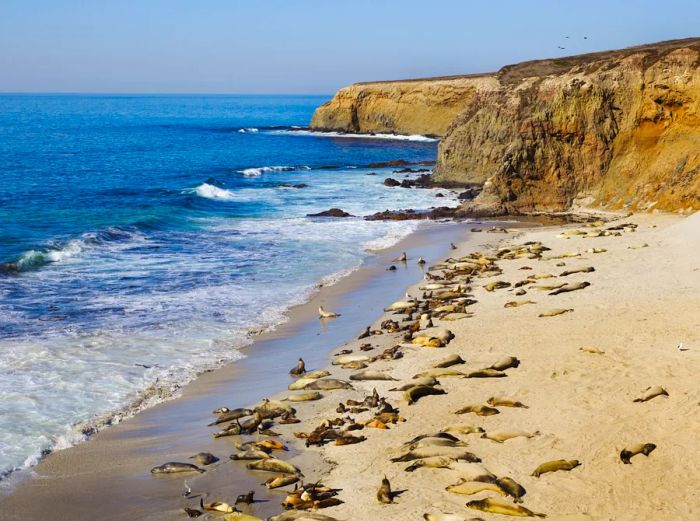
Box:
[0,94,454,479]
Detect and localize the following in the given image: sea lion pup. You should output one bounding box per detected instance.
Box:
[633,385,669,402]
[489,356,520,371]
[230,449,272,460]
[284,392,323,402]
[466,497,546,518]
[404,456,456,472]
[481,430,539,443]
[487,396,528,408]
[390,377,439,391]
[318,306,340,318]
[404,384,446,405]
[548,281,590,295]
[496,476,527,503]
[434,354,465,368]
[531,459,580,477]
[358,326,371,339]
[454,405,499,416]
[504,300,536,309]
[303,378,353,391]
[377,476,393,504]
[538,308,573,317]
[246,458,302,475]
[209,407,253,426]
[183,507,202,518]
[560,266,595,276]
[414,368,465,378]
[394,252,407,262]
[349,370,397,381]
[151,462,205,474]
[442,425,485,436]
[189,452,218,465]
[620,443,656,464]
[289,357,306,376]
[466,369,507,378]
[446,480,506,497]
[199,498,234,513]
[391,446,481,463]
[264,474,299,489]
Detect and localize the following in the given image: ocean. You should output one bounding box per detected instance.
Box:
[0,94,455,479]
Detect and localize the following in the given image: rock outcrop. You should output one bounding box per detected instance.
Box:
[314,38,700,214]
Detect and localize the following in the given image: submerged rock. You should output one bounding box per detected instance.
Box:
[307,208,353,218]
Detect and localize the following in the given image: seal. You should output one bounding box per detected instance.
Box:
[424,514,484,521]
[377,476,393,504]
[225,512,264,521]
[318,306,339,318]
[246,458,302,475]
[404,384,446,405]
[620,443,656,464]
[289,357,306,376]
[442,425,485,436]
[560,267,595,276]
[390,377,440,391]
[189,452,218,465]
[548,281,590,295]
[391,447,480,463]
[263,474,299,489]
[230,449,272,460]
[504,300,536,308]
[466,497,545,518]
[151,462,204,474]
[413,369,465,378]
[284,391,323,402]
[304,378,353,391]
[489,356,520,371]
[434,354,465,368]
[466,369,506,378]
[341,360,368,370]
[209,408,253,426]
[579,346,605,354]
[486,396,528,408]
[454,404,499,416]
[200,499,234,513]
[484,281,511,292]
[633,386,668,402]
[394,252,407,262]
[531,459,580,477]
[349,370,397,381]
[481,430,539,443]
[404,456,455,472]
[446,480,505,497]
[495,476,526,503]
[538,308,573,317]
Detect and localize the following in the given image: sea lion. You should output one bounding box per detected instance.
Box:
[289,358,306,376]
[224,513,264,521]
[318,306,339,318]
[401,432,460,446]
[246,458,302,475]
[586,247,607,254]
[184,508,202,518]
[377,476,393,504]
[489,356,520,371]
[504,300,536,308]
[484,281,511,292]
[486,396,528,408]
[454,405,499,416]
[579,346,605,355]
[446,480,505,497]
[303,378,353,391]
[269,511,341,521]
[416,327,455,343]
[531,459,580,477]
[349,370,397,381]
[628,243,649,249]
[254,398,295,418]
[235,491,255,505]
[440,312,473,321]
[335,434,366,445]
[394,252,407,262]
[402,437,467,451]
[391,447,481,463]
[150,462,204,474]
[560,267,595,276]
[230,449,272,460]
[434,354,465,368]
[288,377,318,390]
[414,369,465,378]
[495,476,526,503]
[442,425,485,436]
[451,463,497,483]
[466,497,545,518]
[466,369,507,378]
[404,456,455,472]
[332,355,370,365]
[209,408,253,425]
[481,430,539,443]
[548,281,590,295]
[385,300,416,312]
[303,369,331,379]
[390,377,439,391]
[633,386,668,402]
[515,289,527,296]
[341,360,368,370]
[620,443,656,464]
[200,499,234,513]
[404,384,446,405]
[189,452,218,465]
[262,474,299,491]
[424,514,484,521]
[285,392,323,402]
[451,242,458,249]
[418,256,426,265]
[538,308,573,317]
[413,336,444,348]
[212,422,242,438]
[254,439,287,451]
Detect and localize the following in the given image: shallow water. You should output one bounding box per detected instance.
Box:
[0,94,454,478]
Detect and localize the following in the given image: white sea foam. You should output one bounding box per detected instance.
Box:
[237,127,259,133]
[271,129,439,142]
[237,165,310,177]
[193,183,237,200]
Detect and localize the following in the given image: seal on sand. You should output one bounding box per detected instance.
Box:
[318,306,340,318]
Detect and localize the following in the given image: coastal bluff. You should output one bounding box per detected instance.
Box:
[312,38,700,214]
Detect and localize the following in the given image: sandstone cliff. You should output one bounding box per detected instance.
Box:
[314,38,700,214]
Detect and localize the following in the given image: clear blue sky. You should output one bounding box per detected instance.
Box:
[1,0,698,94]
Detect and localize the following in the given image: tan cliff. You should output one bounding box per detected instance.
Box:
[312,38,700,214]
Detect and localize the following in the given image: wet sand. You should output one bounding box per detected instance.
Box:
[0,220,511,520]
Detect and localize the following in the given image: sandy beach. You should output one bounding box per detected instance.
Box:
[2,210,698,520]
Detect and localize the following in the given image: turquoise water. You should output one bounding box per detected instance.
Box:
[0,94,453,478]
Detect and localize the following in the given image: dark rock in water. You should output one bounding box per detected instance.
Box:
[400,179,413,188]
[365,206,459,221]
[387,265,397,271]
[365,172,377,176]
[307,208,353,218]
[383,178,401,187]
[457,183,484,200]
[394,167,431,174]
[367,160,413,168]
[279,183,309,189]
[435,193,445,197]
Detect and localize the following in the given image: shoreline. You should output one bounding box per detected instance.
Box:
[0,218,513,519]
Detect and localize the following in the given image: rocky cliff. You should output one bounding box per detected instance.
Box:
[314,38,700,214]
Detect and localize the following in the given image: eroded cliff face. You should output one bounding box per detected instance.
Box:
[310,76,499,136]
[315,39,700,214]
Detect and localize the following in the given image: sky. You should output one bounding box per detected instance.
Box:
[1,0,699,94]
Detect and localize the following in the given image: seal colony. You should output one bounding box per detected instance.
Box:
[132,211,700,520]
